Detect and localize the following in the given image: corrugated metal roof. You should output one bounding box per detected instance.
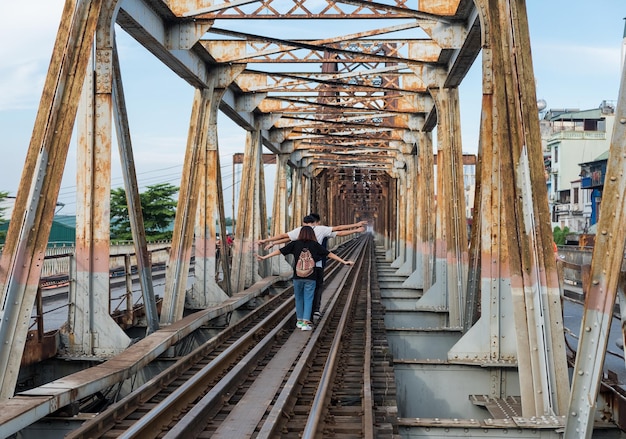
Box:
[593,150,610,161]
[53,215,76,228]
[579,149,609,166]
[549,108,603,121]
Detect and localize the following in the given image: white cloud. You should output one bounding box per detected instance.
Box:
[0,1,64,111]
[1,0,623,214]
[0,61,48,111]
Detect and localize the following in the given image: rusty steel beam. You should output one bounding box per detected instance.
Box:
[160,87,216,324]
[183,0,445,20]
[564,64,626,439]
[203,39,441,64]
[450,0,569,419]
[233,153,277,165]
[237,71,426,93]
[0,0,104,400]
[112,39,160,336]
[231,128,267,292]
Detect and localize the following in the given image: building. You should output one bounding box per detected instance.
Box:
[542,101,615,234]
[579,150,609,227]
[0,215,76,247]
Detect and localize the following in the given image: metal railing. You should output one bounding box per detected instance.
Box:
[28,244,172,359]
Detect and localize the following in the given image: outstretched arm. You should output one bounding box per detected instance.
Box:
[330,220,368,232]
[255,249,282,261]
[335,226,365,237]
[327,252,354,266]
[258,232,290,245]
[263,236,290,250]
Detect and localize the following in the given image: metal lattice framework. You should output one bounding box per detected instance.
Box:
[3,1,626,438]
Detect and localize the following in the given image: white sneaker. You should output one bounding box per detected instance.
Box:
[296,320,304,329]
[300,323,312,331]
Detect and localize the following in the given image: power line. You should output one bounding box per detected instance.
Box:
[54,161,274,211]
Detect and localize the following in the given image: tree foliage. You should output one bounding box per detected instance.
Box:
[553,226,570,245]
[0,191,8,242]
[111,183,178,241]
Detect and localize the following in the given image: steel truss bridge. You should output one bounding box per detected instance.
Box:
[1,0,626,438]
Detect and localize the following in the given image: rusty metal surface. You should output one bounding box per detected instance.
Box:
[0,0,104,400]
[470,395,522,419]
[0,277,283,438]
[564,36,626,437]
[6,0,626,437]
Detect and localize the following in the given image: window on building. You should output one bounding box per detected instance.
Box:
[554,146,558,163]
[463,164,475,189]
[583,119,605,132]
[573,187,579,204]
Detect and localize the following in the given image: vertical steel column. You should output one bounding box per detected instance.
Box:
[402,149,420,286]
[464,138,483,332]
[302,169,311,216]
[188,83,232,308]
[316,171,330,223]
[231,127,267,293]
[454,0,569,417]
[160,87,213,324]
[391,160,407,269]
[447,77,517,387]
[416,87,468,327]
[191,66,246,306]
[266,154,291,275]
[291,166,306,229]
[406,132,435,290]
[565,59,626,439]
[397,145,418,277]
[70,8,132,356]
[0,0,103,399]
[384,177,397,261]
[496,0,568,417]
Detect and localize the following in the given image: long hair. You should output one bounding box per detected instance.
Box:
[298,225,317,242]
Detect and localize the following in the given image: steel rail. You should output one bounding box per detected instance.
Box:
[66,284,294,438]
[302,237,369,437]
[67,235,369,438]
[116,299,296,438]
[177,239,366,439]
[362,246,375,438]
[161,311,296,438]
[256,237,368,437]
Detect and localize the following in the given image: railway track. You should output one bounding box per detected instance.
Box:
[65,235,398,438]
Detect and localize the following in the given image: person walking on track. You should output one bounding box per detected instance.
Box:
[255,225,354,331]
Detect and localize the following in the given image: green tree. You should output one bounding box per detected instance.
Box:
[0,191,8,242]
[553,226,570,246]
[110,183,178,241]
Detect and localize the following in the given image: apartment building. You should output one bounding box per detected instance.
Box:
[543,101,615,233]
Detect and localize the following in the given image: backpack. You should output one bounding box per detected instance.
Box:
[295,247,315,277]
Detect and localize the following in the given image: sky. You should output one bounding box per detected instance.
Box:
[0,1,623,217]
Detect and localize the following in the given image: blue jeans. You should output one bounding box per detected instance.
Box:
[292,278,315,322]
